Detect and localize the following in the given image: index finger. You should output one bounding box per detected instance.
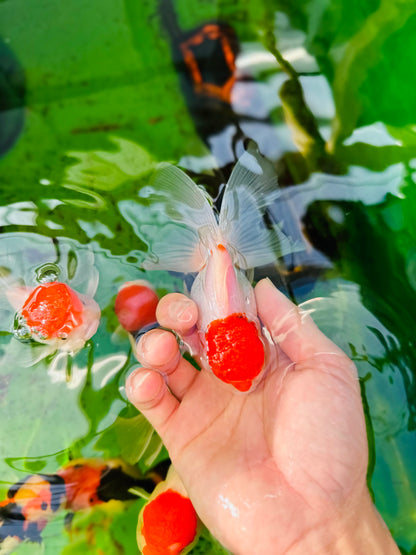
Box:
[156,292,202,362]
[255,278,347,364]
[156,293,198,335]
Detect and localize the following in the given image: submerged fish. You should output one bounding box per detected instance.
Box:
[0,458,157,554]
[139,145,298,391]
[115,280,159,334]
[137,466,200,555]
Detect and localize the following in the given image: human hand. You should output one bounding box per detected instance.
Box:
[126,278,399,554]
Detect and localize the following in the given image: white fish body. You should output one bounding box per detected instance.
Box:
[140,145,298,391]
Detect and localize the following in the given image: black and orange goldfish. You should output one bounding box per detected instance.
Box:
[0,459,158,554]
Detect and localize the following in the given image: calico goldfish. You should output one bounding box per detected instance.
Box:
[139,144,297,392]
[0,458,157,554]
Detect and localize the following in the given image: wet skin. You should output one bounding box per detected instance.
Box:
[126,278,399,555]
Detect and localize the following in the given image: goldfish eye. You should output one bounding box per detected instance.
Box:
[21,282,84,340]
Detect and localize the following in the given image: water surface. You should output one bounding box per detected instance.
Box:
[1,0,415,552]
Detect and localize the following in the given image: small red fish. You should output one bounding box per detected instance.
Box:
[13,281,100,355]
[56,458,152,511]
[137,467,199,555]
[140,145,296,391]
[115,280,159,333]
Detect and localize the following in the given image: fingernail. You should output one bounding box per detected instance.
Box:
[140,330,171,359]
[169,300,195,324]
[126,368,165,406]
[126,368,152,399]
[131,369,152,389]
[260,277,274,289]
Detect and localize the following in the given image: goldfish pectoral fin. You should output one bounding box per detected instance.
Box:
[138,163,218,273]
[140,223,205,273]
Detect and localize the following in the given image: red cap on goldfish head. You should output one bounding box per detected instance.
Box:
[141,489,198,555]
[21,282,83,339]
[206,312,265,392]
[137,466,200,555]
[115,281,159,333]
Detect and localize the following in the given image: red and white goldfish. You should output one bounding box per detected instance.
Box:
[0,237,101,362]
[11,280,100,356]
[139,145,297,392]
[15,280,100,352]
[137,466,200,555]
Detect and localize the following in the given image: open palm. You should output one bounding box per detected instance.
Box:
[127,279,370,554]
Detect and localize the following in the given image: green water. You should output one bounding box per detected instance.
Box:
[1,0,416,553]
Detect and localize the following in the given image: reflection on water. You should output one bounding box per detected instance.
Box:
[0,0,416,552]
[0,37,25,157]
[299,282,416,548]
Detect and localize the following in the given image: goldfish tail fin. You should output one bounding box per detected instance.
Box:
[138,164,217,273]
[219,144,302,269]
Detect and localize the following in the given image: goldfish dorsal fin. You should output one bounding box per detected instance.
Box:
[219,145,300,269]
[138,163,217,272]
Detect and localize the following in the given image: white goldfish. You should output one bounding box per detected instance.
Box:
[139,145,298,392]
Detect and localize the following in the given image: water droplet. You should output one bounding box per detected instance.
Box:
[35,263,60,284]
[13,313,32,342]
[327,205,345,225]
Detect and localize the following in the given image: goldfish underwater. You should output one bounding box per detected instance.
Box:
[137,465,200,555]
[115,279,159,334]
[0,458,158,554]
[139,144,298,392]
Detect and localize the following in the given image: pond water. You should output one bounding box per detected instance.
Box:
[1,0,416,553]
